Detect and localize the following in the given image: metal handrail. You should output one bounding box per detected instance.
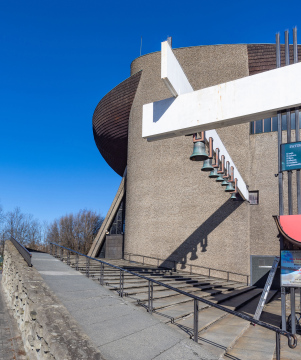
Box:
[49,242,297,359]
[124,252,249,285]
[10,236,32,266]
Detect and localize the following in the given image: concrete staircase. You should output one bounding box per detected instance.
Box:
[60,255,300,360]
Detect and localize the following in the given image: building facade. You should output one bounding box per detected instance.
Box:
[90,43,301,283]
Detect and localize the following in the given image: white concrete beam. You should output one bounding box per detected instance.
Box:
[143,62,301,141]
[161,41,193,97]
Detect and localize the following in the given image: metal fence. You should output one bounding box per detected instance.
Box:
[124,252,249,285]
[9,236,32,267]
[49,242,297,359]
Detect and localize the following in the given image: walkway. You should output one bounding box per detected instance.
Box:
[0,275,27,360]
[31,252,216,360]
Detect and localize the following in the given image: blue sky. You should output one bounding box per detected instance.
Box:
[1,0,301,224]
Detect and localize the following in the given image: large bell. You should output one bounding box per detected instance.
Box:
[221,179,229,186]
[201,159,214,172]
[209,168,219,178]
[225,182,235,192]
[190,141,208,161]
[230,193,237,200]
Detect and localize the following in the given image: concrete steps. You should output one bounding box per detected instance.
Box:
[59,255,292,359]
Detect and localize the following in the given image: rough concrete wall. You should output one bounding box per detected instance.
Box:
[2,241,102,360]
[124,45,252,280]
[249,130,301,256]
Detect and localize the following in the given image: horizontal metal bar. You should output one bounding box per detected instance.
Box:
[9,237,32,267]
[49,242,297,348]
[124,252,248,279]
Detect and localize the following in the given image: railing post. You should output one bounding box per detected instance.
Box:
[143,256,144,265]
[76,253,79,271]
[86,257,90,278]
[50,244,53,255]
[100,263,104,285]
[209,268,210,278]
[276,332,281,360]
[190,264,192,275]
[119,270,124,297]
[55,245,57,258]
[194,299,199,343]
[148,280,153,314]
[60,247,63,261]
[227,272,229,282]
[247,275,249,286]
[67,251,70,266]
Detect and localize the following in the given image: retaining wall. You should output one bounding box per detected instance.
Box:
[1,241,102,360]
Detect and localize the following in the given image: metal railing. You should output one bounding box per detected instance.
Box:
[49,243,297,359]
[124,252,250,285]
[10,236,32,266]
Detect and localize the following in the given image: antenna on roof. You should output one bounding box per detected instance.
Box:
[167,36,172,48]
[140,36,142,56]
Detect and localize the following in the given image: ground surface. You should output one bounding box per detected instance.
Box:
[32,252,217,360]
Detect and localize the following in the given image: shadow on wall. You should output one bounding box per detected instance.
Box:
[160,198,244,270]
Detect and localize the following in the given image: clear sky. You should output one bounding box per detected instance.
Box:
[1,0,301,224]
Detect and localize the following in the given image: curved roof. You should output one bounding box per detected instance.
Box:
[92,71,142,176]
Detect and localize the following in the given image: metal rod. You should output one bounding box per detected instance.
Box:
[285,30,293,215]
[276,33,284,217]
[293,28,301,213]
[86,257,90,278]
[60,247,63,261]
[119,270,124,297]
[100,263,104,285]
[291,288,296,334]
[194,299,199,342]
[281,287,287,331]
[76,253,79,271]
[276,332,281,360]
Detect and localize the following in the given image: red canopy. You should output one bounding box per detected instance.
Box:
[274,215,301,247]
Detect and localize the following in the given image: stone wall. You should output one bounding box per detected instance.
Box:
[1,241,102,360]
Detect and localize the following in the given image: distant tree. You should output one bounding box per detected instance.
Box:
[46,209,103,255]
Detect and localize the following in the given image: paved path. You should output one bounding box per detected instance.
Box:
[0,275,27,360]
[32,252,217,360]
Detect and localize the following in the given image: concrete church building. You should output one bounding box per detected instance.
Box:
[88,42,301,285]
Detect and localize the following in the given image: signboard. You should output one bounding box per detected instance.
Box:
[281,250,301,287]
[281,141,301,171]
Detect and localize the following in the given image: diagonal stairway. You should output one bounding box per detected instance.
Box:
[58,254,299,359]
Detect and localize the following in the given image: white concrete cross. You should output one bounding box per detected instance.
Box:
[142,41,301,200]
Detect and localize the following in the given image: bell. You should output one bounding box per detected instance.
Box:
[225,182,235,192]
[190,141,208,161]
[216,174,224,182]
[221,179,229,186]
[209,168,219,178]
[201,159,214,172]
[230,193,237,200]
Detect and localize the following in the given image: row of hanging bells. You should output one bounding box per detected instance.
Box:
[190,133,237,198]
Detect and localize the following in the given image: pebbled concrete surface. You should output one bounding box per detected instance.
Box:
[32,253,217,360]
[0,275,27,360]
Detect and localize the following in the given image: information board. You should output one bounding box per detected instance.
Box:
[281,250,301,287]
[281,141,301,171]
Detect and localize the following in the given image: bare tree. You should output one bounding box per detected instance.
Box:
[46,210,103,255]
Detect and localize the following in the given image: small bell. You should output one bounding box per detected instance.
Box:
[221,179,229,186]
[209,168,219,178]
[190,141,208,161]
[225,182,235,192]
[230,193,237,200]
[201,159,214,172]
[216,174,224,182]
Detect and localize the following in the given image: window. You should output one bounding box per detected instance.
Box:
[249,191,259,205]
[250,112,301,134]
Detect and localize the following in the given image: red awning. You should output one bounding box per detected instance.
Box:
[273,215,301,247]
